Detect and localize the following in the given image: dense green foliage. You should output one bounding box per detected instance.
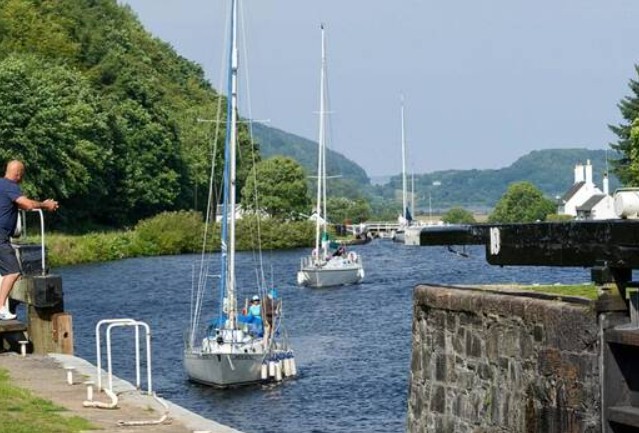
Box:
[610,66,639,186]
[241,156,310,220]
[0,0,256,228]
[325,197,372,225]
[488,182,556,223]
[442,207,476,224]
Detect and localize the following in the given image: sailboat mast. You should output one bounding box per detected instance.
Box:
[411,172,415,218]
[401,99,407,221]
[315,24,327,256]
[226,0,239,326]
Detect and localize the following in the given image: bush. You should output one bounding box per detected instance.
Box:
[133,211,204,255]
[442,207,476,224]
[43,212,316,267]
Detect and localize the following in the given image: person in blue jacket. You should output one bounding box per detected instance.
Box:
[248,295,262,318]
[246,295,263,336]
[0,160,58,321]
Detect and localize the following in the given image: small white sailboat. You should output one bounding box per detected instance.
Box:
[297,25,364,288]
[392,99,412,244]
[184,0,295,387]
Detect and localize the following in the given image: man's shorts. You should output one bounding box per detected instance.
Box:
[0,241,21,275]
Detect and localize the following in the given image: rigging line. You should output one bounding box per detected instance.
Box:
[202,0,231,338]
[191,0,232,344]
[238,1,267,289]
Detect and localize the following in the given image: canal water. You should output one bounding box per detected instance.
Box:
[56,240,589,433]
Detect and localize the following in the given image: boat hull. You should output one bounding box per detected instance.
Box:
[184,350,263,388]
[392,230,405,243]
[297,264,364,288]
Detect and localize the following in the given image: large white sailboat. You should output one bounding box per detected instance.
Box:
[184,0,295,387]
[297,25,364,288]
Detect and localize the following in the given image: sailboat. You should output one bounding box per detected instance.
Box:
[296,25,364,288]
[184,0,295,387]
[392,99,412,243]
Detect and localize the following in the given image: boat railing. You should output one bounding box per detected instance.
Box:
[300,252,362,268]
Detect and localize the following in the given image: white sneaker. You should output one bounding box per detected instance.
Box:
[0,308,16,320]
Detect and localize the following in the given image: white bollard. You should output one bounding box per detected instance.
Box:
[64,366,75,385]
[18,341,28,357]
[84,381,94,402]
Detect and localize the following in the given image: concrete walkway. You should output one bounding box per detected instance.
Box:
[0,352,243,433]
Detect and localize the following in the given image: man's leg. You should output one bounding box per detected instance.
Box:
[0,240,21,319]
[0,272,19,308]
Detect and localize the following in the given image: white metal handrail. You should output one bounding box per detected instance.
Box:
[94,318,153,395]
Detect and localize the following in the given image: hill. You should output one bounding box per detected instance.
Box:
[385,148,621,212]
[252,122,370,185]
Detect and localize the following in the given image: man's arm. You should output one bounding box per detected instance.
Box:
[15,196,59,212]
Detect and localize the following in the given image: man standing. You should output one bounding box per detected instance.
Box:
[0,160,58,320]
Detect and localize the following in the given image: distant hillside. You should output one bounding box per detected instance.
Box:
[252,122,370,185]
[387,149,621,211]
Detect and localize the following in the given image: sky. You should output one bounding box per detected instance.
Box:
[120,0,639,177]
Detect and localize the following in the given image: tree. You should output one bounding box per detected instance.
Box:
[326,197,372,225]
[241,156,310,220]
[0,54,111,218]
[488,181,555,223]
[442,207,476,224]
[610,65,639,186]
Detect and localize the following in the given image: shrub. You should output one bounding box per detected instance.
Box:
[133,211,204,255]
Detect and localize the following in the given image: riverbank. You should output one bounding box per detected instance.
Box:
[36,211,315,267]
[0,352,242,433]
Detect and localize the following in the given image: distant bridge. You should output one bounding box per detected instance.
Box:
[353,221,401,238]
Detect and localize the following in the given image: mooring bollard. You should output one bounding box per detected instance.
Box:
[84,380,94,402]
[18,340,28,357]
[64,366,75,385]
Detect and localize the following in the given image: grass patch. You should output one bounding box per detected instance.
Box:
[0,369,94,433]
[522,283,602,300]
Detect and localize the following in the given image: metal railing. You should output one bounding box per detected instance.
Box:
[94,318,152,395]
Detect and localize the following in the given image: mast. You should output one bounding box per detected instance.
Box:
[401,97,407,222]
[220,0,238,327]
[411,172,415,218]
[314,24,327,260]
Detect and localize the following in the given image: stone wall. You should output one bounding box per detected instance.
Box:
[407,285,600,433]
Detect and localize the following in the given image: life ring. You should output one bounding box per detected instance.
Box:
[348,251,357,262]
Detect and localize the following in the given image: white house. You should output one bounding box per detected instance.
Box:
[560,160,616,220]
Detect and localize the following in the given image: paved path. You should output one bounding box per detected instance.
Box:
[0,352,242,433]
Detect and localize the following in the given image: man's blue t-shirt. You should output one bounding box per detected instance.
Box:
[0,178,21,238]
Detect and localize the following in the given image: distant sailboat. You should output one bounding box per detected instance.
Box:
[393,99,412,243]
[183,0,295,387]
[297,25,364,288]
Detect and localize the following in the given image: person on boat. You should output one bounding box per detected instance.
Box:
[332,245,346,257]
[263,289,281,337]
[0,160,59,321]
[248,295,261,318]
[243,295,263,337]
